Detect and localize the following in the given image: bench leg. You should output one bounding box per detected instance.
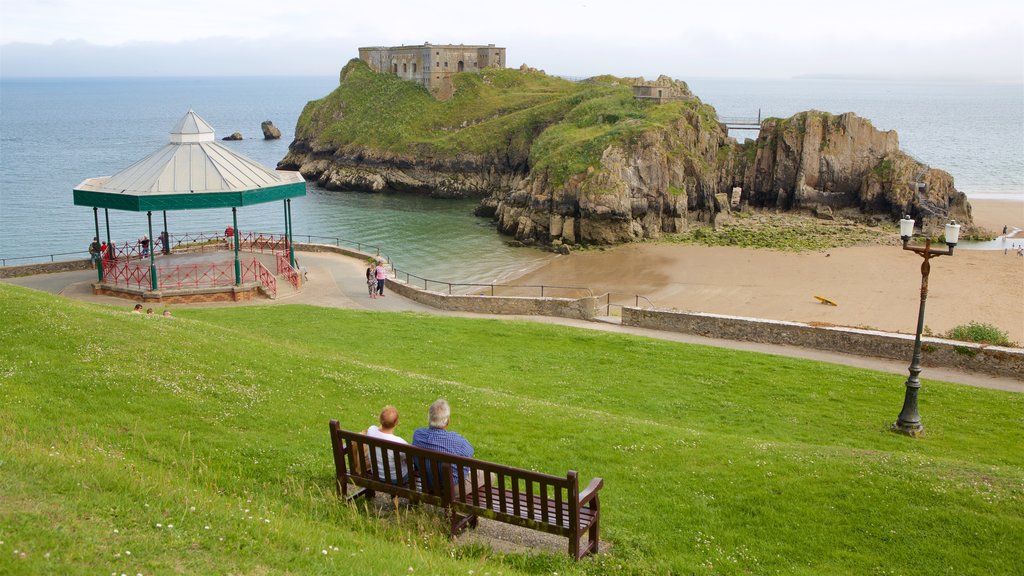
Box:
[448,510,477,536]
[587,514,600,556]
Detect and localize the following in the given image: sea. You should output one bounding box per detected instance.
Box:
[1,76,1022,281]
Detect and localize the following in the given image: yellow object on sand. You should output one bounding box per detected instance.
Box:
[814,295,838,306]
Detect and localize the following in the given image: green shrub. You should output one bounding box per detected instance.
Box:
[945,322,1014,346]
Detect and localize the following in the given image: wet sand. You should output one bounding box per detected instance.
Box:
[511,199,1024,344]
[969,198,1024,237]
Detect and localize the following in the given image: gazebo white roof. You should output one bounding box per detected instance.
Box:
[73,110,305,212]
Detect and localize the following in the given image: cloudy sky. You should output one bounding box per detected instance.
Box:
[1,0,1021,81]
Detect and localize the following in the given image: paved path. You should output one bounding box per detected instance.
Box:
[4,251,1021,392]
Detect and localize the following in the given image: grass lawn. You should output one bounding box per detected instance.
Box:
[1,283,1022,575]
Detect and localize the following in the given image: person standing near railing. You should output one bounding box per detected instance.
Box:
[140,234,150,258]
[88,237,101,267]
[374,259,387,297]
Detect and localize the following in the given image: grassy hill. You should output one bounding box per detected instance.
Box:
[1,283,1022,575]
[292,60,720,187]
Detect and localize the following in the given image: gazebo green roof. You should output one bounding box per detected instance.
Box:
[73,110,305,212]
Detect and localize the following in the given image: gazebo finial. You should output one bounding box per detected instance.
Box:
[170,109,215,143]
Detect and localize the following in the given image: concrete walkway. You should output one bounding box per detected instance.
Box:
[4,250,1021,392]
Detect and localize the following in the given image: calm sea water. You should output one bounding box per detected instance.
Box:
[1,76,1021,277]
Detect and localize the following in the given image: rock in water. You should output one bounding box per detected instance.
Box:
[261,121,281,140]
[222,132,243,141]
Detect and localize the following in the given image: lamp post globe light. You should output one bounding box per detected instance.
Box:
[893,216,961,437]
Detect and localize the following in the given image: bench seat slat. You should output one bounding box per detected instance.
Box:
[456,487,597,531]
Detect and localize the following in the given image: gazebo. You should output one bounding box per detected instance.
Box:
[73,110,305,297]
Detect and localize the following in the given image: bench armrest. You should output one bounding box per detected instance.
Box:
[578,477,603,506]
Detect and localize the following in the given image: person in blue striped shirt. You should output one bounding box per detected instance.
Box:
[412,399,483,494]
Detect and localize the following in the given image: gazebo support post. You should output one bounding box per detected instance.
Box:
[104,209,112,257]
[147,211,157,290]
[282,199,289,257]
[232,207,241,286]
[162,211,170,255]
[287,199,295,268]
[93,207,103,281]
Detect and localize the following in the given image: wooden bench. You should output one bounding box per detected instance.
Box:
[329,420,603,559]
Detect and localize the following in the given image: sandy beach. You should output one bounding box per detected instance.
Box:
[512,199,1024,344]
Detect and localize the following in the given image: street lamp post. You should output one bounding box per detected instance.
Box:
[892,216,961,437]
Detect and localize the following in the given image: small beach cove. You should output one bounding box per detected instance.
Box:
[505,198,1024,344]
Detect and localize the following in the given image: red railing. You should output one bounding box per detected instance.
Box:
[99,231,291,298]
[157,260,238,289]
[276,253,300,290]
[255,260,277,298]
[239,232,289,254]
[102,259,150,289]
[102,256,276,298]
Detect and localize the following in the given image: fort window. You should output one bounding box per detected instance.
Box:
[403,63,407,73]
[457,60,464,72]
[444,62,448,67]
[393,63,398,74]
[412,63,417,73]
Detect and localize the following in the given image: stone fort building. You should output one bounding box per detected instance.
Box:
[358,43,506,96]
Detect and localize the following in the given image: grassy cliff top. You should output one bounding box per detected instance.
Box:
[2,284,1022,574]
[294,60,720,185]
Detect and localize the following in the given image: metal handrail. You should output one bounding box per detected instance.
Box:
[1,251,90,266]
[598,292,658,316]
[389,263,593,299]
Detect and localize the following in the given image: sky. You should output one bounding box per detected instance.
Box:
[1,0,1022,81]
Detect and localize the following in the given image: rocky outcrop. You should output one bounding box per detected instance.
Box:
[738,111,973,235]
[489,105,729,245]
[281,61,974,244]
[261,121,281,140]
[222,132,243,141]
[279,146,527,199]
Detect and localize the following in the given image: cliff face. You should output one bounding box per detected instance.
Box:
[280,143,525,198]
[738,111,972,233]
[486,108,729,245]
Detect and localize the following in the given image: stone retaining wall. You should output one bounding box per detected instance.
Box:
[93,283,263,304]
[0,259,94,278]
[623,308,1023,379]
[295,242,597,321]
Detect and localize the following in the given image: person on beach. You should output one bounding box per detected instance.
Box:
[412,399,484,493]
[88,237,101,266]
[146,308,154,315]
[132,304,143,314]
[366,265,377,298]
[366,405,409,483]
[140,234,150,257]
[374,260,387,297]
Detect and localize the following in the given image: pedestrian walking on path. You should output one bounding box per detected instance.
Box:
[374,260,387,297]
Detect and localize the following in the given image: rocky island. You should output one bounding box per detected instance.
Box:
[280,55,975,247]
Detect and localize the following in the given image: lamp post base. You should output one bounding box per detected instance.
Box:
[891,421,924,438]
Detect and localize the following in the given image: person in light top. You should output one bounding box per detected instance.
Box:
[366,405,408,483]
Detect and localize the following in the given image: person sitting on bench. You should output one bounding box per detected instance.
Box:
[366,405,408,483]
[412,399,483,493]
